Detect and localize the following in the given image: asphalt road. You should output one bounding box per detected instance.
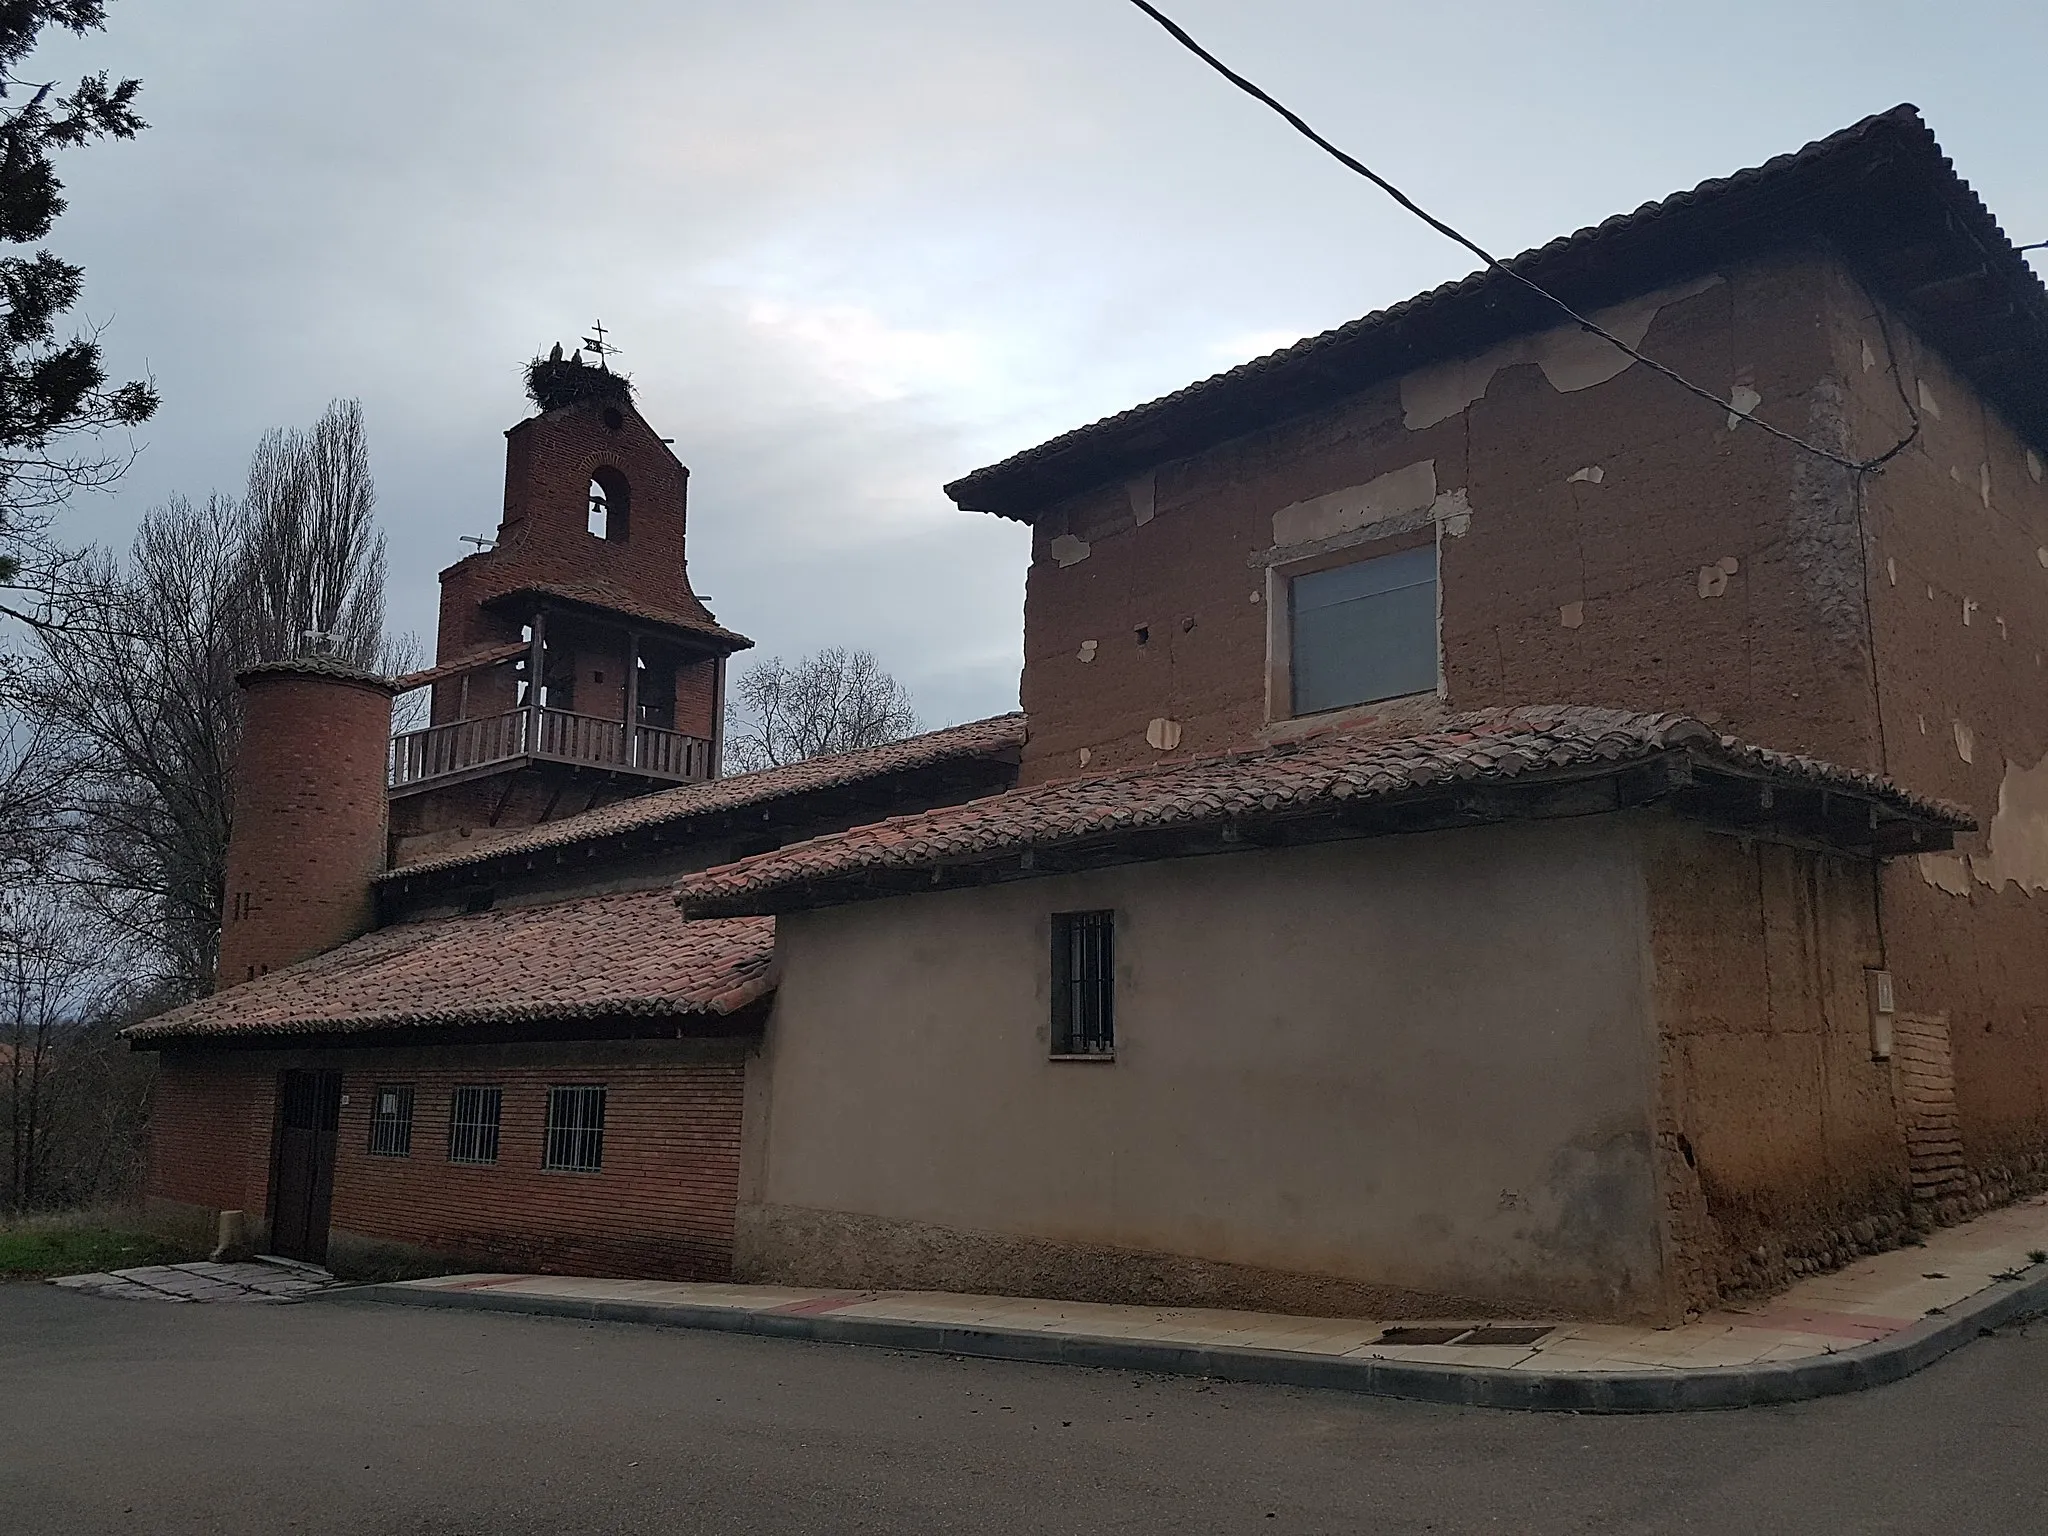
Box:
[3,1282,2044,1535]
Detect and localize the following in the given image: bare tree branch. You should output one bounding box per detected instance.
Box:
[725,647,918,772]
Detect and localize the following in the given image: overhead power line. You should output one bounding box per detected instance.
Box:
[1121,0,1921,475]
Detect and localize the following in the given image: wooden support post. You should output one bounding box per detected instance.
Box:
[527,606,547,753]
[622,630,641,768]
[710,653,728,779]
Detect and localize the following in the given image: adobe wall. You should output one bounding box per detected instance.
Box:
[141,1040,753,1281]
[1835,270,2048,1195]
[1015,251,1877,784]
[741,817,1672,1322]
[1640,824,1904,1311]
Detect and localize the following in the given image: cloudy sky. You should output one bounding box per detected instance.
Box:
[27,0,2048,728]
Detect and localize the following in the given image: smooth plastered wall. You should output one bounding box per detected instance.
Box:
[743,817,1670,1320]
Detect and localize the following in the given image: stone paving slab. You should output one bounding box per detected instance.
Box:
[332,1194,2048,1412]
[49,1259,335,1303]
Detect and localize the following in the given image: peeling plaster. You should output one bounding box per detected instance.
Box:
[1560,601,1584,629]
[1954,721,1974,763]
[1918,852,1974,897]
[1399,274,1724,430]
[1886,557,1898,586]
[1980,463,1993,507]
[1973,752,2048,894]
[2037,548,2048,569]
[1861,339,1877,372]
[1438,491,1472,538]
[1918,379,1943,419]
[1127,471,1156,526]
[1077,747,1091,768]
[1076,639,1098,663]
[1248,590,1261,604]
[2029,450,2044,483]
[1698,556,1740,598]
[1271,459,1437,546]
[1049,533,1091,567]
[1963,598,1978,627]
[1145,717,1182,752]
[1726,385,1762,431]
[1567,466,1605,485]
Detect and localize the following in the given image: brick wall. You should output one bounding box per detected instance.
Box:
[220,668,393,986]
[141,1042,753,1279]
[146,1054,278,1224]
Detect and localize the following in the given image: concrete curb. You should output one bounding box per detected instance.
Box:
[322,1263,2048,1413]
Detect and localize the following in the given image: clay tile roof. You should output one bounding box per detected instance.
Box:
[391,640,530,693]
[488,580,754,651]
[124,893,774,1045]
[675,706,1974,918]
[948,106,2048,520]
[238,656,399,692]
[381,712,1028,882]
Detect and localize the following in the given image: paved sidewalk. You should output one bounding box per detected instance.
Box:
[338,1195,2048,1412]
[50,1259,335,1303]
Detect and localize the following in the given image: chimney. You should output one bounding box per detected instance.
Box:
[218,659,398,988]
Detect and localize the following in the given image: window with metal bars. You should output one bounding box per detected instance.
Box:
[447,1085,503,1166]
[543,1085,606,1172]
[1051,911,1116,1058]
[367,1084,414,1157]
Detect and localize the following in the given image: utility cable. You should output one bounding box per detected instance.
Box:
[1122,0,1922,475]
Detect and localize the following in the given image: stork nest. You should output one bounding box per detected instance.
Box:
[526,356,634,413]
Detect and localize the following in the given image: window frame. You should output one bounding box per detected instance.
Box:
[446,1084,504,1167]
[366,1083,415,1158]
[1050,910,1117,1061]
[542,1084,607,1173]
[1265,528,1441,723]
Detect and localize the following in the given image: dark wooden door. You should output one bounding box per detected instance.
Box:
[270,1069,342,1263]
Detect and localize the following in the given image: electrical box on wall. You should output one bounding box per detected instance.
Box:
[1866,969,1896,1060]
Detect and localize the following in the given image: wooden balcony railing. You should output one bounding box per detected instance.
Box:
[388,706,712,790]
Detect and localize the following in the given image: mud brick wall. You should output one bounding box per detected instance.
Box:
[1835,268,2048,1190]
[1015,251,1879,783]
[1642,826,1904,1312]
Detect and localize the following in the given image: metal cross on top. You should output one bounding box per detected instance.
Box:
[581,320,620,371]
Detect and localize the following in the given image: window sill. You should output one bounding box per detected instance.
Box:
[1261,689,1445,746]
[1048,1053,1117,1063]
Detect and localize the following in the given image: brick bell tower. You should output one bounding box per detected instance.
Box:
[386,348,753,866]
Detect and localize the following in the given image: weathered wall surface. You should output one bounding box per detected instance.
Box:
[1641,825,1902,1310]
[742,819,1671,1321]
[144,1040,751,1281]
[1835,269,2048,1196]
[1016,252,1877,784]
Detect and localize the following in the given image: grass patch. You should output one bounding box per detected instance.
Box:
[0,1209,207,1280]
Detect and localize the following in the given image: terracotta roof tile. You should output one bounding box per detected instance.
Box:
[383,712,1026,881]
[676,706,1973,917]
[487,580,754,650]
[126,892,774,1044]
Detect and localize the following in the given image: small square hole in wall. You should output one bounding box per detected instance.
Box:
[1134,625,1149,646]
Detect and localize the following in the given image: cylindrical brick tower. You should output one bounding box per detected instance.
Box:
[218,658,398,989]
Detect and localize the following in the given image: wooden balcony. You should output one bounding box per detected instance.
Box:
[388,706,713,793]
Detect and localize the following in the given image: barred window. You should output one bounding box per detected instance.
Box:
[543,1085,606,1172]
[1051,911,1115,1058]
[367,1084,414,1157]
[447,1085,503,1166]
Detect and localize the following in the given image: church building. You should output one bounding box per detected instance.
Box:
[133,107,2048,1325]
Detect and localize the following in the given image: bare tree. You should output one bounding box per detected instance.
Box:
[725,647,918,772]
[15,401,391,998]
[239,399,385,667]
[0,885,123,1211]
